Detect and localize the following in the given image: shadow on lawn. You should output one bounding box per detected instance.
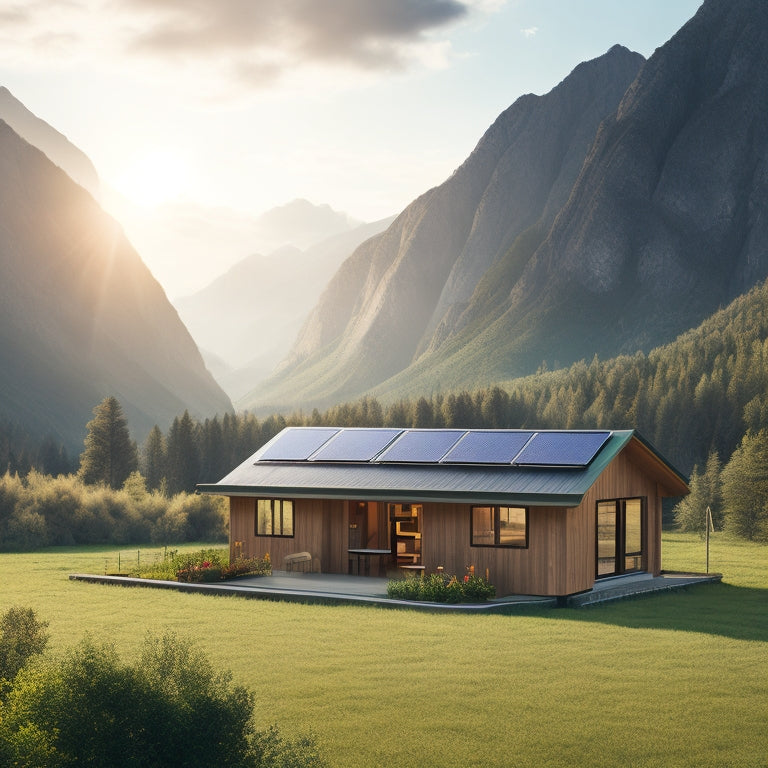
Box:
[548,582,768,642]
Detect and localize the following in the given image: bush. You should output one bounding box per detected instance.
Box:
[0,471,228,551]
[222,553,272,580]
[173,548,227,583]
[0,607,49,693]
[386,572,495,603]
[0,632,327,768]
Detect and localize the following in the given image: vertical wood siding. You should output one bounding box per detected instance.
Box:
[229,496,345,573]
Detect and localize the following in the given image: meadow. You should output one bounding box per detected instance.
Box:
[0,533,765,768]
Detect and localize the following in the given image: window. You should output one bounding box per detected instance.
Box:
[471,506,528,548]
[255,499,294,537]
[596,497,644,577]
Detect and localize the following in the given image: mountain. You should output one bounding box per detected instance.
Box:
[243,0,768,413]
[174,216,395,399]
[0,119,232,452]
[250,198,360,252]
[242,43,645,411]
[0,86,100,199]
[105,197,363,300]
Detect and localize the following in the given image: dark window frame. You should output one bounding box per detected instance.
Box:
[254,498,295,538]
[470,505,529,549]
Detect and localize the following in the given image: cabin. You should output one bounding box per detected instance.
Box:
[197,427,689,598]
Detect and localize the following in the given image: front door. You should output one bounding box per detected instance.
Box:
[596,498,645,578]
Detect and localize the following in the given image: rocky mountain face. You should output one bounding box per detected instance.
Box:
[243,0,768,413]
[242,44,645,410]
[0,119,232,450]
[0,86,100,199]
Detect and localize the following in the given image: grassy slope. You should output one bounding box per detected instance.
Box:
[0,535,765,768]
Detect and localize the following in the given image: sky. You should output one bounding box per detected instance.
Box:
[0,0,703,297]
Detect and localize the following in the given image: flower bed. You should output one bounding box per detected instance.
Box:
[386,571,495,603]
[176,551,271,583]
[126,547,272,583]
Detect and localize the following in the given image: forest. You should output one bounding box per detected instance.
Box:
[2,281,767,546]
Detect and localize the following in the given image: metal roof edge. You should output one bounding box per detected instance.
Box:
[197,484,584,507]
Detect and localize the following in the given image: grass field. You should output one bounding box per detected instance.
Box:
[1,533,766,768]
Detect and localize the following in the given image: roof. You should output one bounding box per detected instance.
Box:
[198,427,689,506]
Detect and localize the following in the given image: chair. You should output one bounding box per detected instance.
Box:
[283,552,313,572]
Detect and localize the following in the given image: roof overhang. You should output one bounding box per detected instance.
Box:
[196,482,587,507]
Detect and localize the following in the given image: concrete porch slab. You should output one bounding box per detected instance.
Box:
[68,569,721,612]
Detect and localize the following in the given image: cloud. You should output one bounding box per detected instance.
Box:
[520,26,538,38]
[0,0,491,92]
[120,0,470,80]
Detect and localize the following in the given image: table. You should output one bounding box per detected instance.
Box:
[348,548,391,576]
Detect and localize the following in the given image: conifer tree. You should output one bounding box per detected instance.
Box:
[165,410,200,494]
[78,397,138,489]
[142,424,167,492]
[722,429,768,542]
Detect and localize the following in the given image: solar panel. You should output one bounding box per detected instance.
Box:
[377,429,466,463]
[258,428,340,461]
[309,428,403,462]
[514,431,611,467]
[441,430,535,464]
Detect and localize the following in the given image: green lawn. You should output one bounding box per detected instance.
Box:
[1,533,766,768]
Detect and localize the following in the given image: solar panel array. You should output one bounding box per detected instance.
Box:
[256,427,612,468]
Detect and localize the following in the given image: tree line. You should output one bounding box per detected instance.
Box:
[3,280,767,542]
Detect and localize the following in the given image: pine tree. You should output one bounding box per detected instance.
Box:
[165,411,200,495]
[142,425,167,492]
[673,451,723,534]
[78,397,138,489]
[722,429,768,542]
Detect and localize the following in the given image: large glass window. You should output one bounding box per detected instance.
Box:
[596,497,644,577]
[471,506,528,548]
[255,499,294,537]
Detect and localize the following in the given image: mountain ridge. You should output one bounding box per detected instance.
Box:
[0,118,232,451]
[0,86,100,199]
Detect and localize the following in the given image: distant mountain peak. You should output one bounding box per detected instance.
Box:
[252,198,359,251]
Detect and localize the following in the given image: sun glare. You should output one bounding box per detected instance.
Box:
[114,148,193,208]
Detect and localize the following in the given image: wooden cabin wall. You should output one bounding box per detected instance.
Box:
[420,502,573,597]
[228,497,346,573]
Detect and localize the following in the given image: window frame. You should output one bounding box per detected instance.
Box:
[254,498,295,538]
[470,505,529,549]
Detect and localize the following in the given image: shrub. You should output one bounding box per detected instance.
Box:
[173,548,227,583]
[222,553,272,580]
[386,571,495,603]
[0,632,328,768]
[0,607,49,693]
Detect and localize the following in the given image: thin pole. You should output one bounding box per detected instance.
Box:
[705,506,713,573]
